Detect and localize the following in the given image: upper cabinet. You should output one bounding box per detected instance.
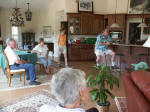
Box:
[104,14,126,42]
[67,13,104,35]
[68,14,81,35]
[104,14,126,30]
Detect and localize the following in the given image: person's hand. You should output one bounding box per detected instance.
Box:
[46,57,48,61]
[37,52,41,55]
[105,42,111,45]
[59,47,62,52]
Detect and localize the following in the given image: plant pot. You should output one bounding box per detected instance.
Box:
[96,101,110,112]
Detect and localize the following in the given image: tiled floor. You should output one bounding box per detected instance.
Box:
[0,61,125,111]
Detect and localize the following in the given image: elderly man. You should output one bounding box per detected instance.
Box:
[40,68,98,112]
[5,38,41,85]
[95,28,115,67]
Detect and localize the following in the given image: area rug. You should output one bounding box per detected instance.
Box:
[0,62,64,91]
[0,89,59,112]
[114,97,128,112]
[0,69,51,91]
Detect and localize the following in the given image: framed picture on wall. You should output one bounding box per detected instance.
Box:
[129,0,150,14]
[78,0,93,13]
[43,26,52,38]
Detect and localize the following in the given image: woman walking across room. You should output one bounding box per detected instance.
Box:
[57,28,68,67]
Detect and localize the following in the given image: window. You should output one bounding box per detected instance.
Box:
[11,26,19,41]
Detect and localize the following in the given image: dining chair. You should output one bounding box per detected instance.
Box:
[1,50,26,87]
[36,61,45,73]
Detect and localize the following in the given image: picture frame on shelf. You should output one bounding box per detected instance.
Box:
[78,0,93,13]
[128,0,150,14]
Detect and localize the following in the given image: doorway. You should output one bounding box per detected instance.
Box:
[128,23,141,44]
[126,18,142,44]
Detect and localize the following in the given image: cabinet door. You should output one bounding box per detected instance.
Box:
[107,15,126,29]
[92,15,104,34]
[68,15,81,35]
[81,14,93,34]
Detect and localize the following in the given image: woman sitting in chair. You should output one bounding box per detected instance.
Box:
[32,38,51,74]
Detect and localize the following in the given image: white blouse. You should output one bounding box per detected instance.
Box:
[32,44,48,58]
[39,104,86,112]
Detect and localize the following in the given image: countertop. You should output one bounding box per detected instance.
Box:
[69,43,148,48]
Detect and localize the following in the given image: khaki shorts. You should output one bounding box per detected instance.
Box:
[58,46,67,54]
[95,49,113,56]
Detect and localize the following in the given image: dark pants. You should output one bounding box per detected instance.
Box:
[10,63,36,82]
[86,107,99,112]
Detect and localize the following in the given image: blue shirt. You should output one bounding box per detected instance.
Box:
[95,33,112,51]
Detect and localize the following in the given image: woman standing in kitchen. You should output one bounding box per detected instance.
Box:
[57,28,68,67]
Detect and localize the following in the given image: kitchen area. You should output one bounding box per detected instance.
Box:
[67,12,150,69]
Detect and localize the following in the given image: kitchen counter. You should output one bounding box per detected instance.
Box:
[68,43,150,69]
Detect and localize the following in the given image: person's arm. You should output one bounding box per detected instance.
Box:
[45,45,49,60]
[57,35,60,45]
[16,59,24,64]
[32,45,41,55]
[96,35,108,45]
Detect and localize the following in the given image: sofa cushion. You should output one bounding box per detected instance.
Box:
[131,70,150,102]
[123,73,150,112]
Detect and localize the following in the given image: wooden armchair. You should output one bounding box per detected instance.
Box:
[1,50,26,87]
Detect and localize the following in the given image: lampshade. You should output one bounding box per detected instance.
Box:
[110,23,120,28]
[143,36,150,47]
[137,23,148,27]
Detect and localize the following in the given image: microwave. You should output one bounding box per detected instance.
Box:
[110,31,122,39]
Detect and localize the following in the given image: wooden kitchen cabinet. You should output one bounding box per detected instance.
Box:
[68,44,96,61]
[104,14,126,30]
[104,14,126,42]
[67,13,104,35]
[92,15,104,34]
[81,13,93,34]
[68,14,81,35]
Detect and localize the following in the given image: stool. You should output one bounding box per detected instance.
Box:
[138,53,149,66]
[116,53,125,71]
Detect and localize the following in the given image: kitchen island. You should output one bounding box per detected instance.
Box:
[68,43,150,69]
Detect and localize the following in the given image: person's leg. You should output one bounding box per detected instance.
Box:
[96,55,101,66]
[64,53,68,66]
[58,46,62,65]
[86,107,99,112]
[107,50,115,66]
[10,63,36,82]
[46,59,51,73]
[38,58,49,73]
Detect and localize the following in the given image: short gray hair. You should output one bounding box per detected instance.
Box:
[6,38,15,45]
[51,68,86,105]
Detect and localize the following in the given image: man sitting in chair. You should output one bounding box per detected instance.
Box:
[5,38,41,85]
[95,28,115,67]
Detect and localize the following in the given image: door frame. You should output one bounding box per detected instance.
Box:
[126,18,142,44]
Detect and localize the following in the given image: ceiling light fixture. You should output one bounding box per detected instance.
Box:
[137,10,148,28]
[9,0,24,27]
[25,2,32,21]
[110,0,120,28]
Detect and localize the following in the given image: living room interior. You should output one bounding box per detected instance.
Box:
[0,0,150,112]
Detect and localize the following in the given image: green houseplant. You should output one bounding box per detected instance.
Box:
[86,64,120,112]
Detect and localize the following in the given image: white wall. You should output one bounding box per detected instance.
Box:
[0,9,34,44]
[32,0,67,41]
[66,0,129,14]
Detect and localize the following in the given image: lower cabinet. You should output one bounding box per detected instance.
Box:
[68,44,96,61]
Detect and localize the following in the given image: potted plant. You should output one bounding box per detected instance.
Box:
[86,64,120,112]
